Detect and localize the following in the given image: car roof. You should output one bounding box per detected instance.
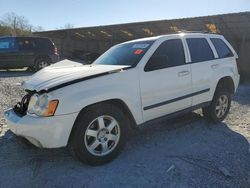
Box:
[122,32,223,44]
[0,36,51,40]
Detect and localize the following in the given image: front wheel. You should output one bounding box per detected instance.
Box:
[202,90,231,123]
[68,103,129,165]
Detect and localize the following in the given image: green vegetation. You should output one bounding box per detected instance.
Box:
[0,12,44,37]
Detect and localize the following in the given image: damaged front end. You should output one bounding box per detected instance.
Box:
[13,91,34,117]
[13,89,59,118]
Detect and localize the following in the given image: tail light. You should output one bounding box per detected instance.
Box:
[54,47,58,55]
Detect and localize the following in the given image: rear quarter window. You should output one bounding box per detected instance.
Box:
[34,38,54,50]
[186,38,214,63]
[210,38,234,58]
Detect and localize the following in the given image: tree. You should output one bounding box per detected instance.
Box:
[32,25,44,32]
[0,12,32,36]
[56,23,74,30]
[63,23,74,29]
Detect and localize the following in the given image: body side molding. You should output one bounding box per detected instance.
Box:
[143,88,210,110]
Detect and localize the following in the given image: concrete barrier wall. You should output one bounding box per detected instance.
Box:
[35,12,250,79]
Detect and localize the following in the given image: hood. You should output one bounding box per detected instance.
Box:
[23,59,130,92]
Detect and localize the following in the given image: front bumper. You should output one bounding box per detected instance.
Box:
[4,109,78,148]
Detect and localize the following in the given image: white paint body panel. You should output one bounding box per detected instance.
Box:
[140,64,192,122]
[23,59,130,91]
[4,33,240,148]
[138,37,192,122]
[4,109,78,148]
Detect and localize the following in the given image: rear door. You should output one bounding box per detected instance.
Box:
[16,38,36,67]
[0,37,19,69]
[184,37,217,106]
[140,38,193,122]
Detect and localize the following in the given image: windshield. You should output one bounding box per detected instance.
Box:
[93,40,155,66]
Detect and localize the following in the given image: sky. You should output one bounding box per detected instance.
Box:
[0,0,250,31]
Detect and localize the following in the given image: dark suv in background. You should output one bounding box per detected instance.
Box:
[0,36,59,71]
[71,50,100,64]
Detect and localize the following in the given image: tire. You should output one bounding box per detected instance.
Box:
[68,103,129,166]
[35,58,50,71]
[202,90,231,123]
[26,66,35,72]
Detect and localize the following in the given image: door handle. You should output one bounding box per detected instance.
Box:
[211,64,219,69]
[178,70,190,77]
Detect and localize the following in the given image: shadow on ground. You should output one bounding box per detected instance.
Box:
[0,113,250,187]
[233,84,250,106]
[0,70,33,78]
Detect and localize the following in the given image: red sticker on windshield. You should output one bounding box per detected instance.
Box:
[134,49,143,55]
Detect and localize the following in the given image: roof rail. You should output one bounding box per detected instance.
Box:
[176,30,218,34]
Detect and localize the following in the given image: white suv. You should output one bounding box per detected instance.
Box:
[4,32,240,165]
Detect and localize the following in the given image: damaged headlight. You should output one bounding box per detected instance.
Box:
[28,93,59,117]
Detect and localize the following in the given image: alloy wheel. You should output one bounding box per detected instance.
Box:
[84,115,120,156]
[215,95,229,118]
[38,61,49,69]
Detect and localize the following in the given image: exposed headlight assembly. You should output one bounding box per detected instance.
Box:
[27,93,59,117]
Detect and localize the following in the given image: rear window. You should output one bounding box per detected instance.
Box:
[187,38,214,63]
[210,38,234,58]
[93,40,155,66]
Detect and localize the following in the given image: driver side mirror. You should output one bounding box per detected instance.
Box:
[144,55,168,72]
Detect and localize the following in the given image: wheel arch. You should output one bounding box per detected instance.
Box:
[215,76,235,95]
[34,54,52,64]
[67,98,137,145]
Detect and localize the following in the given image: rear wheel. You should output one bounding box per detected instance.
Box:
[35,58,50,71]
[68,103,129,165]
[202,90,231,123]
[26,66,35,72]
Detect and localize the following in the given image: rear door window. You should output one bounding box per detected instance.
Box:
[186,38,214,63]
[17,38,36,51]
[210,38,234,58]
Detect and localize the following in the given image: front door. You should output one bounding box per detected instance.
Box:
[0,37,19,69]
[139,38,193,122]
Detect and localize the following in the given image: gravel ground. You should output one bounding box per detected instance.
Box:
[0,73,250,188]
